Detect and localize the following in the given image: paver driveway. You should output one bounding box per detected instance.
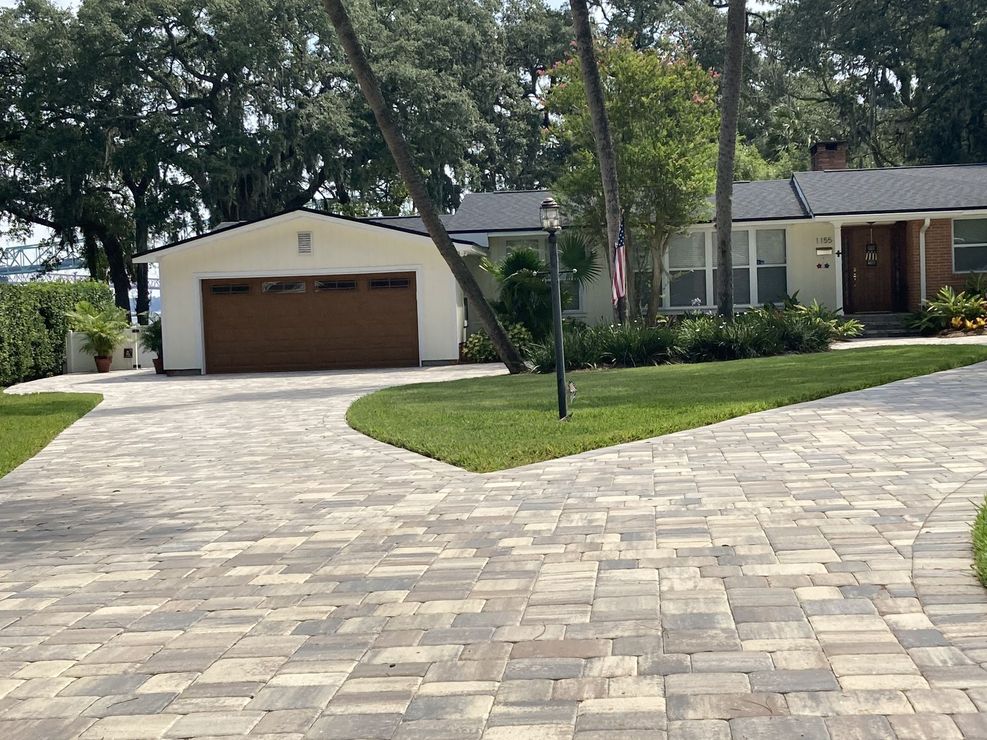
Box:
[3,362,987,739]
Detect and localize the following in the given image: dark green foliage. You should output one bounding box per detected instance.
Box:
[528,321,677,371]
[0,282,112,387]
[906,286,987,335]
[461,323,535,364]
[482,244,600,340]
[965,273,987,300]
[139,315,163,356]
[527,308,843,372]
[484,248,554,339]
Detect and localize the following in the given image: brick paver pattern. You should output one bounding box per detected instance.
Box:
[2,362,987,739]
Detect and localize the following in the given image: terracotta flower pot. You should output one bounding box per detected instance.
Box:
[152,356,165,375]
[94,356,112,373]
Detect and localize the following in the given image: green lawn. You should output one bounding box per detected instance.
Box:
[973,497,987,587]
[348,346,987,473]
[0,392,102,478]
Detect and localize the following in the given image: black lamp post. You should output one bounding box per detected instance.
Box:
[540,196,568,420]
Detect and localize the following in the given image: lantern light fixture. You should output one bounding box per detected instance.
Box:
[865,222,879,267]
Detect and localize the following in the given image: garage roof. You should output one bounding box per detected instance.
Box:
[134,207,484,263]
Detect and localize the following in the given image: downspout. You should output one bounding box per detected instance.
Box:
[919,218,931,304]
[833,221,844,314]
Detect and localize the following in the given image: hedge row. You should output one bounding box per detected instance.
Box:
[0,281,114,387]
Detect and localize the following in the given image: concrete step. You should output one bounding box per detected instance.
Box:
[845,313,916,338]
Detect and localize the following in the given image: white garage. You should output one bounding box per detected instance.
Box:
[134,209,478,374]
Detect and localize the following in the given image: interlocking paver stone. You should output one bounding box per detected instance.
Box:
[3,357,987,735]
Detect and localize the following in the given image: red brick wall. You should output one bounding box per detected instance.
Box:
[903,221,922,310]
[810,142,849,171]
[924,219,967,304]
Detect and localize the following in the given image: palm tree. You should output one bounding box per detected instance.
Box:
[714,0,748,318]
[321,0,526,374]
[569,0,625,323]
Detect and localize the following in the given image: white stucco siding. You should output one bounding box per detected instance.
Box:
[786,221,839,309]
[152,214,463,371]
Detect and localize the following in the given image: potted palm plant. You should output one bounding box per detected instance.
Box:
[140,314,164,374]
[65,301,130,373]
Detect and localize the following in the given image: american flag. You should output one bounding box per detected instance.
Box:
[611,219,627,306]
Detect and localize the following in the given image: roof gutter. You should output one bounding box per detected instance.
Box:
[919,218,931,304]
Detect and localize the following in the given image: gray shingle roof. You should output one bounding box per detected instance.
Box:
[370,191,549,234]
[793,165,987,216]
[368,165,987,235]
[446,189,549,231]
[730,179,810,221]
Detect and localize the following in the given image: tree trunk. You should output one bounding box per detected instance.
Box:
[322,0,526,374]
[99,229,133,314]
[133,194,150,324]
[569,0,625,324]
[647,231,669,325]
[714,0,747,318]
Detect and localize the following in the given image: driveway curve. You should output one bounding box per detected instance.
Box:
[2,362,987,739]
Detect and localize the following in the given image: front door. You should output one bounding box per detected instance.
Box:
[843,225,895,313]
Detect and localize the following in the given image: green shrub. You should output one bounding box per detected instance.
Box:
[783,294,864,339]
[140,314,163,356]
[965,273,987,300]
[0,281,113,387]
[461,324,534,364]
[528,321,677,372]
[906,286,987,335]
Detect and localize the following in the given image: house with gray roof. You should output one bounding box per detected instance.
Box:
[135,141,987,375]
[378,141,987,329]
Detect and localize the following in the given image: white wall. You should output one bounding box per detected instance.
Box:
[65,329,158,374]
[787,221,840,309]
[151,214,463,372]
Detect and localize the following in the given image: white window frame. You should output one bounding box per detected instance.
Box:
[952,217,987,274]
[753,228,789,305]
[662,226,789,309]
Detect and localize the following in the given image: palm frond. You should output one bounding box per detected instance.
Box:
[558,232,601,287]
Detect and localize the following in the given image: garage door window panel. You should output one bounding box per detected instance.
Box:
[262,281,306,294]
[211,284,250,295]
[315,279,358,291]
[370,277,411,289]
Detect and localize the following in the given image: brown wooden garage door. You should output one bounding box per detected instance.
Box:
[201,272,419,373]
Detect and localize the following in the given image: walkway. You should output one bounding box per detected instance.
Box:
[2,361,987,739]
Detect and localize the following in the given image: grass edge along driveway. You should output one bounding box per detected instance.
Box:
[348,346,987,473]
[0,392,102,478]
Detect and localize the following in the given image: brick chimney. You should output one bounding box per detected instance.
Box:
[810,141,848,171]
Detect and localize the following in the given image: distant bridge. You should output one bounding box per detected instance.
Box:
[0,243,85,277]
[0,243,159,289]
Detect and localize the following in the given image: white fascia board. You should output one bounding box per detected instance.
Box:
[812,208,987,225]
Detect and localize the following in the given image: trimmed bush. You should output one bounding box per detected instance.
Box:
[0,282,113,387]
[528,308,839,372]
[461,324,534,364]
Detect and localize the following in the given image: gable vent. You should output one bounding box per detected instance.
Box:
[297,231,313,254]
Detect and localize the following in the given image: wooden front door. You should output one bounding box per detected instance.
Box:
[201,272,420,373]
[843,225,895,313]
